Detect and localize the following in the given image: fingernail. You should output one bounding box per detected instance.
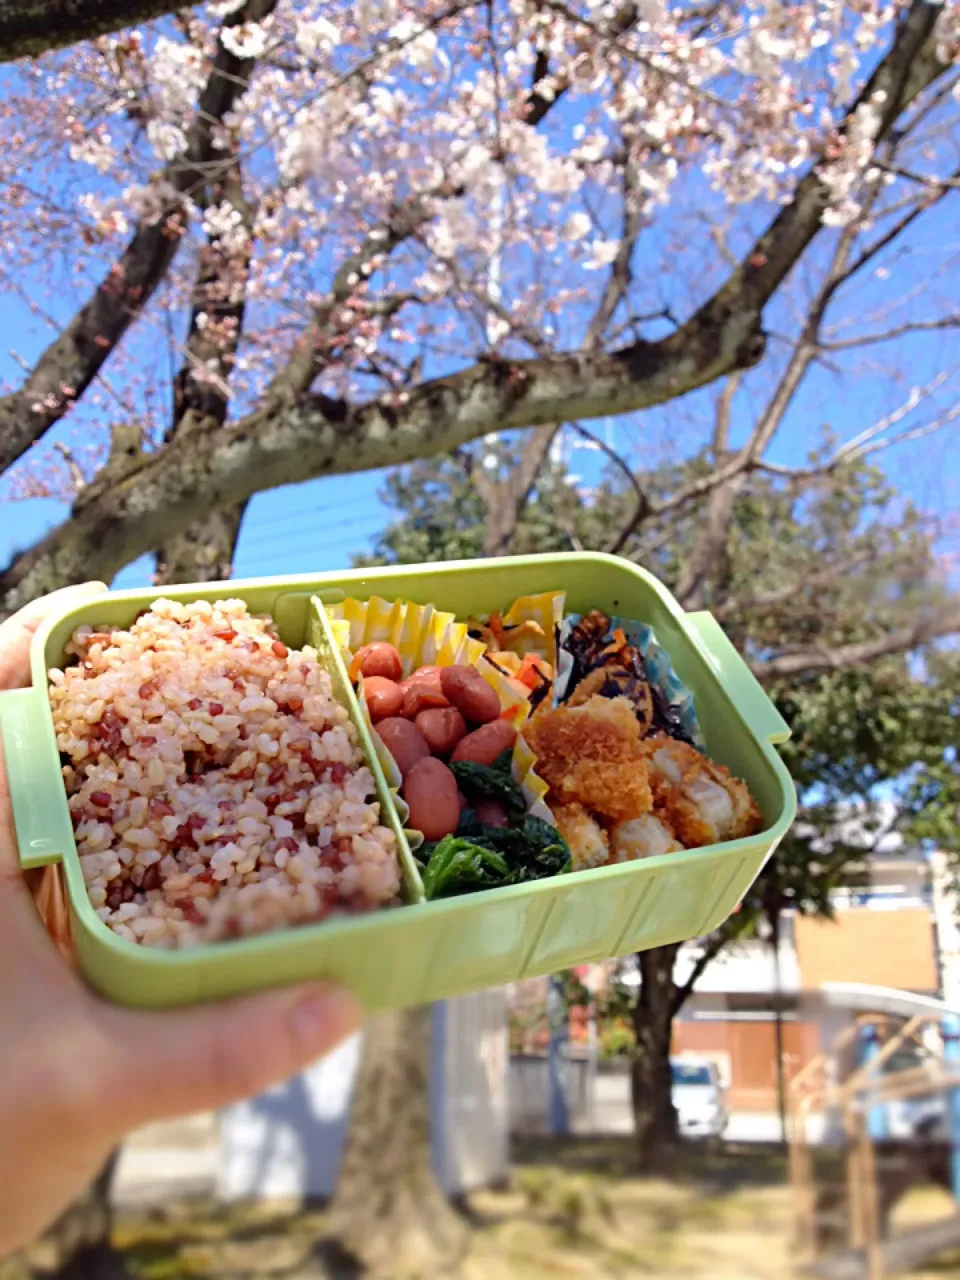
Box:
[291,985,364,1053]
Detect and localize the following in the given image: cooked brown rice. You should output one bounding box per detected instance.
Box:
[48,599,401,949]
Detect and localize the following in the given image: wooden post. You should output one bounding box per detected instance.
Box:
[860,1122,882,1280]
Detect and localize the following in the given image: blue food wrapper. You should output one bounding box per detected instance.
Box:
[555,614,705,751]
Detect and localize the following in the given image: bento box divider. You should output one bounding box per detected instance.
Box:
[305,596,426,906]
[272,588,345,646]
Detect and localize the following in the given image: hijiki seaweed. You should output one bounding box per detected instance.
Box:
[558,609,696,746]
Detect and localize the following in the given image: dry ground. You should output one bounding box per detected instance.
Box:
[8,1138,960,1279]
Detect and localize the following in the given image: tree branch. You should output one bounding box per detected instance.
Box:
[1,0,951,613]
[754,383,960,480]
[670,931,731,1019]
[0,0,199,63]
[274,193,447,399]
[469,425,561,557]
[0,0,276,476]
[170,166,253,435]
[819,314,960,352]
[712,549,903,622]
[688,0,945,350]
[751,607,960,680]
[818,163,960,310]
[673,374,743,610]
[563,420,653,557]
[156,147,254,585]
[0,330,766,609]
[584,159,647,349]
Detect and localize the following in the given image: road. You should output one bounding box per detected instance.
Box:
[578,1072,828,1143]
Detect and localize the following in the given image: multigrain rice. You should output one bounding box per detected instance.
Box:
[48,599,401,949]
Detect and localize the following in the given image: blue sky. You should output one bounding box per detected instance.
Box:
[0,14,957,593]
[0,179,955,582]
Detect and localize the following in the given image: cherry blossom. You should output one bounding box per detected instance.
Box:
[0,0,955,493]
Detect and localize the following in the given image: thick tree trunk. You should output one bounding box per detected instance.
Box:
[326,1007,467,1278]
[155,501,248,585]
[631,944,680,1171]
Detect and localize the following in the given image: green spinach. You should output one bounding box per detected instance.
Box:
[449,749,527,823]
[420,814,572,900]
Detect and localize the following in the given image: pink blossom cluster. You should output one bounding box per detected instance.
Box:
[0,0,957,494]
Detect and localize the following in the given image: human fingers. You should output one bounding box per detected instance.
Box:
[0,582,106,690]
[98,983,363,1129]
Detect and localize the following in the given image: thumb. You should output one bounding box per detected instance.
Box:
[102,983,363,1127]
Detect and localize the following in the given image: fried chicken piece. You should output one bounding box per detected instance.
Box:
[554,803,610,870]
[643,736,763,848]
[526,695,652,822]
[609,813,682,863]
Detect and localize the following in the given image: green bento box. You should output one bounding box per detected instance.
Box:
[0,552,796,1011]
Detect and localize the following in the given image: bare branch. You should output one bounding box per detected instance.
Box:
[754,381,960,479]
[873,161,960,191]
[0,0,277,476]
[751,607,960,680]
[471,426,561,557]
[53,443,85,494]
[584,160,647,349]
[712,549,903,622]
[819,314,960,352]
[563,420,653,556]
[673,375,743,610]
[671,931,731,1018]
[819,163,960,307]
[1,0,953,612]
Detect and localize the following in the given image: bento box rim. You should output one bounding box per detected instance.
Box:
[22,552,797,972]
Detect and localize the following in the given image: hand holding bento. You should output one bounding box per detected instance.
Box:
[0,587,361,1259]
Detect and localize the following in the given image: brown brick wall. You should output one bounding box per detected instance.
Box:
[794,908,937,993]
[672,1019,821,1112]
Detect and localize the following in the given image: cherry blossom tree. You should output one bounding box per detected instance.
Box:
[1,1,959,1271]
[0,0,958,613]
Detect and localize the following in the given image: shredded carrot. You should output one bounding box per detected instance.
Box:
[516,652,552,690]
[599,628,628,659]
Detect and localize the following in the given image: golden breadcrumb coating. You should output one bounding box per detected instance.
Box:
[525,695,653,822]
[642,736,763,849]
[554,803,610,870]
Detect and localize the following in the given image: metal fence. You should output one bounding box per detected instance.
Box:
[509,1053,632,1134]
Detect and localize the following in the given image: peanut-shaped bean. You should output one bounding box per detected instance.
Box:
[451,719,517,766]
[403,757,461,841]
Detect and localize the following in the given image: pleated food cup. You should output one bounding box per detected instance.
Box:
[326,592,555,848]
[0,553,796,1010]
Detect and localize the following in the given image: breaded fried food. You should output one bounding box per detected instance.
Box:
[609,813,682,863]
[525,695,653,822]
[554,803,610,870]
[643,736,762,848]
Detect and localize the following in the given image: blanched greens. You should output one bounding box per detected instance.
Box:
[419,748,570,899]
[419,814,572,900]
[449,749,527,824]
